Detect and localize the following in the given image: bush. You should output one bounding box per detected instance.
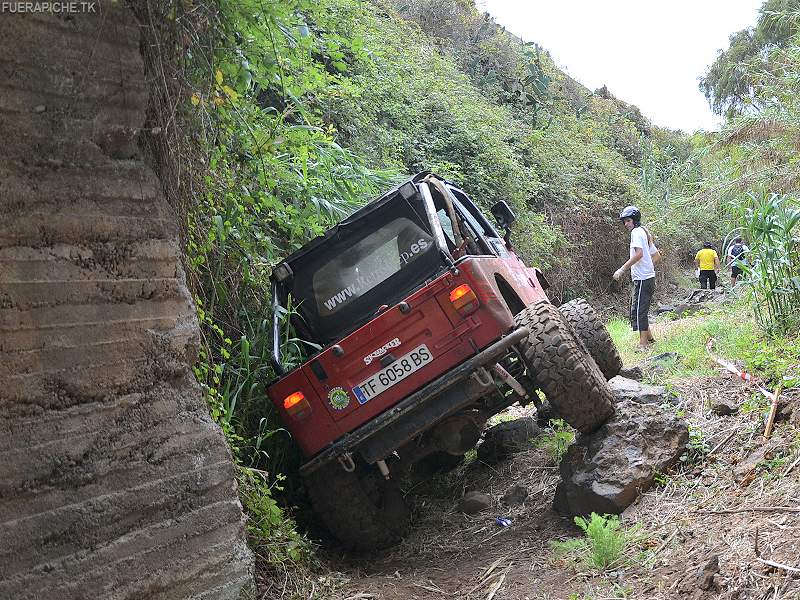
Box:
[552,513,631,570]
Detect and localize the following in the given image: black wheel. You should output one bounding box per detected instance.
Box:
[304,460,410,551]
[514,301,615,433]
[558,298,623,380]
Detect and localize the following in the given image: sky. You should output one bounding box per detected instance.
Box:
[479,1,764,132]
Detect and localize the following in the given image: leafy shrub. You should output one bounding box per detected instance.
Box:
[537,418,575,462]
[552,512,631,570]
[739,192,800,335]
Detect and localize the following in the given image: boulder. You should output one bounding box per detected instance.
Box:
[673,303,702,318]
[553,400,688,517]
[609,376,670,405]
[775,393,795,423]
[501,484,529,506]
[459,491,491,514]
[709,395,738,416]
[656,303,675,315]
[478,417,541,464]
[684,289,724,304]
[618,365,644,381]
[642,351,680,376]
[791,405,800,429]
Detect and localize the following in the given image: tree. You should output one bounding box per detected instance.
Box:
[699,0,800,117]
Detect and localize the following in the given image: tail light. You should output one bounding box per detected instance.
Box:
[283,391,312,419]
[449,284,479,316]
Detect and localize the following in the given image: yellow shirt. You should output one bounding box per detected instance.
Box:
[695,248,718,270]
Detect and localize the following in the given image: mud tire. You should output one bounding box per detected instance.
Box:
[558,298,623,380]
[514,301,615,433]
[305,461,410,551]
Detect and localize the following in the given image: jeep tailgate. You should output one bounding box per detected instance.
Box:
[268,270,505,456]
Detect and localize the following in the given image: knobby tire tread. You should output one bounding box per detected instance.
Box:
[558,298,623,380]
[514,301,615,433]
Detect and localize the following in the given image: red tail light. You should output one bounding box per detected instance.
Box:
[283,391,312,419]
[449,284,479,316]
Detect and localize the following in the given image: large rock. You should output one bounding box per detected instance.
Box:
[641,352,681,377]
[609,376,670,405]
[618,365,644,381]
[502,484,529,506]
[477,417,541,463]
[710,395,738,416]
[553,401,688,517]
[459,491,491,514]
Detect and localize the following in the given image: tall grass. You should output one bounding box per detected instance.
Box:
[740,192,800,335]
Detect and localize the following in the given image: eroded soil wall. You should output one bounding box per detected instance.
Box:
[0,3,253,598]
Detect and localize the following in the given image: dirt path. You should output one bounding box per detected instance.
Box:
[326,375,800,600]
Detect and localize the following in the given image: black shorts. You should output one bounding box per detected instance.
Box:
[630,277,655,331]
[732,265,743,277]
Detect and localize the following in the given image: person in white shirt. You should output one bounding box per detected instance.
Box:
[613,206,660,350]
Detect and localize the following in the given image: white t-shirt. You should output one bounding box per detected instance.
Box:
[630,227,656,281]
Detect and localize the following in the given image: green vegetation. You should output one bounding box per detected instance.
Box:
[552,513,638,571]
[700,0,800,117]
[607,304,800,387]
[740,193,800,334]
[537,418,575,462]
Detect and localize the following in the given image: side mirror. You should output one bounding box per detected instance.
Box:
[491,201,516,228]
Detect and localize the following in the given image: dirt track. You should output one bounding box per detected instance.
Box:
[328,375,800,600]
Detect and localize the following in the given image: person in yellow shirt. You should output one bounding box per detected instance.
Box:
[695,242,720,289]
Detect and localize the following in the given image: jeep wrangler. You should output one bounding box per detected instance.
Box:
[266,172,622,549]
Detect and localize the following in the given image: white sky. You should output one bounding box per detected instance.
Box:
[479,1,763,132]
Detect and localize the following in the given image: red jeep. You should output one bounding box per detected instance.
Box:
[267,173,621,549]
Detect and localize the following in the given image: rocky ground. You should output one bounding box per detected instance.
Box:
[322,341,800,599]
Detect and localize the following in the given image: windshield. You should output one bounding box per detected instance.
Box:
[279,189,445,345]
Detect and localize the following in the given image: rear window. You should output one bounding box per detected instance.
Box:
[280,190,446,345]
[314,218,433,317]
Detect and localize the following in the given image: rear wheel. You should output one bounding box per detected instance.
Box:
[514,301,614,433]
[305,460,410,551]
[558,298,623,380]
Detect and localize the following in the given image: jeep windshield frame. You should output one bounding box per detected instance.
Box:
[272,177,450,351]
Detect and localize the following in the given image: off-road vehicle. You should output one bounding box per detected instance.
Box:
[266,172,622,549]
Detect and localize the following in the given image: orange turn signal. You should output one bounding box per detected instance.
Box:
[283,391,305,409]
[283,391,312,419]
[449,284,479,316]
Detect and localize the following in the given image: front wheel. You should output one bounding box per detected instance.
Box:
[305,460,410,551]
[514,301,615,433]
[558,298,623,380]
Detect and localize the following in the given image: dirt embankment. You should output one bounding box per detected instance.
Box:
[0,3,251,598]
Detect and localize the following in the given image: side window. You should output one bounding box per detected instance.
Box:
[450,189,500,239]
[436,209,456,247]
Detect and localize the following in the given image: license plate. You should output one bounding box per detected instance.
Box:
[352,344,432,404]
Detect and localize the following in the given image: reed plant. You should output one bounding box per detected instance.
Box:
[739,192,800,335]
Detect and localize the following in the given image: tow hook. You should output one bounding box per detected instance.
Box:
[471,366,493,387]
[337,452,356,473]
[491,363,529,400]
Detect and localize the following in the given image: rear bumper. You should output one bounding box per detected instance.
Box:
[299,326,530,476]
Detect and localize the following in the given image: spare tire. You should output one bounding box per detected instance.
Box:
[559,298,623,380]
[305,460,409,551]
[514,301,614,433]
